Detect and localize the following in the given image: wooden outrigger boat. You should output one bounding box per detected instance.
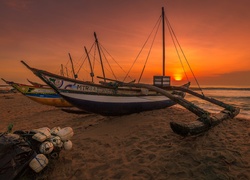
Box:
[27,78,47,87]
[21,7,190,116]
[21,7,240,135]
[20,62,190,115]
[1,78,72,107]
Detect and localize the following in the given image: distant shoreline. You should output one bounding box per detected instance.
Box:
[190,87,250,91]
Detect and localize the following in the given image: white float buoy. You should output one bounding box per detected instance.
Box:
[39,141,54,154]
[63,140,73,150]
[29,154,49,173]
[56,127,74,141]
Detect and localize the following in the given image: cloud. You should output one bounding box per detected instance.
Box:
[196,70,250,87]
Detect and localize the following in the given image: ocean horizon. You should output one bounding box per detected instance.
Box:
[183,87,250,120]
[190,86,250,91]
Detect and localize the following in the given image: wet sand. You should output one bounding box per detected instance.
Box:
[0,93,250,179]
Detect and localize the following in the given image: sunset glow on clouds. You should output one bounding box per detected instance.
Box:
[1,0,250,87]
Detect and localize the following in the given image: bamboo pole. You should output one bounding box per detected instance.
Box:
[119,82,240,136]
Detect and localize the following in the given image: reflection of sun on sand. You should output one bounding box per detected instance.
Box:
[1,93,250,179]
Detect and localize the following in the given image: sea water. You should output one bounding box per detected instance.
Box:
[181,88,250,120]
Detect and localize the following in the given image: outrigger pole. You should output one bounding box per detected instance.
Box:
[95,74,240,136]
[119,82,240,136]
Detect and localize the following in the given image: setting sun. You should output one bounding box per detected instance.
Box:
[173,74,183,81]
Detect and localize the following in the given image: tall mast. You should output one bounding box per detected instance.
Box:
[68,53,77,79]
[65,67,69,77]
[60,64,64,76]
[84,46,94,82]
[94,32,106,82]
[162,7,165,76]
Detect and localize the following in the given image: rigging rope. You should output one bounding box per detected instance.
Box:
[76,42,95,75]
[99,43,117,80]
[165,18,189,82]
[165,15,204,95]
[138,19,161,83]
[100,44,134,81]
[86,42,122,81]
[123,16,162,82]
[59,11,204,92]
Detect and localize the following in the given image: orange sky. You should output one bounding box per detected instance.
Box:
[1,0,250,87]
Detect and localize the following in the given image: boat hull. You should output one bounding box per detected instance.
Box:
[60,92,176,115]
[4,80,72,107]
[26,94,72,107]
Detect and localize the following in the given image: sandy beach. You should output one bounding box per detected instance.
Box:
[0,93,250,179]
